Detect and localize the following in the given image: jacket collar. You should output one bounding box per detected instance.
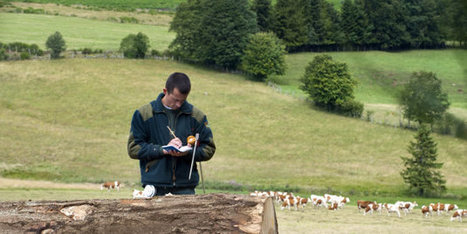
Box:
[152,92,192,114]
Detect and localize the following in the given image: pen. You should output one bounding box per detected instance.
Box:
[167,126,177,139]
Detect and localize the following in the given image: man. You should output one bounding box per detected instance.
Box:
[128,72,215,196]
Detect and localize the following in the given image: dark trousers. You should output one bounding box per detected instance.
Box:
[155,186,195,196]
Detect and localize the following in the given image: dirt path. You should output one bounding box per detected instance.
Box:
[0,177,99,190]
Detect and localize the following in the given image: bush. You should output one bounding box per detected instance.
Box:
[0,48,8,61]
[20,52,30,60]
[120,16,139,24]
[433,113,467,139]
[300,54,357,111]
[23,7,45,14]
[151,49,162,57]
[399,71,450,125]
[45,31,66,59]
[241,32,287,81]
[337,99,364,118]
[120,32,150,59]
[455,121,467,139]
[82,48,93,55]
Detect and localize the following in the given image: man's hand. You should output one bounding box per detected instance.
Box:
[163,137,189,157]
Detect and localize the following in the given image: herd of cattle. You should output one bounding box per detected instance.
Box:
[249,191,466,222]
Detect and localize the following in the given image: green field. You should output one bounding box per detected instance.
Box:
[0,59,465,197]
[0,13,174,51]
[5,0,186,11]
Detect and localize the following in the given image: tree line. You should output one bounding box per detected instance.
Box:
[263,0,466,51]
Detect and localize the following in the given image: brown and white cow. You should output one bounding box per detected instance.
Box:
[357,200,375,212]
[101,181,120,191]
[450,209,466,222]
[444,204,458,213]
[421,205,433,217]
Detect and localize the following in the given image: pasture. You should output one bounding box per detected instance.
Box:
[0,59,465,196]
[2,0,186,11]
[1,2,174,26]
[0,13,174,51]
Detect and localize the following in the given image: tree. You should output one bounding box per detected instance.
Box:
[399,71,450,125]
[364,0,410,49]
[252,0,273,32]
[169,0,204,63]
[45,31,66,59]
[120,32,150,59]
[341,0,372,50]
[403,0,445,48]
[273,0,308,51]
[241,32,287,81]
[400,124,446,196]
[442,0,467,47]
[170,0,257,69]
[300,54,360,113]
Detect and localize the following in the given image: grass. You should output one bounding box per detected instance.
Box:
[0,59,465,200]
[272,50,467,109]
[4,0,186,11]
[1,2,174,26]
[0,12,175,51]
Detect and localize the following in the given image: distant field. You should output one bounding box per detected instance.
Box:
[0,13,174,51]
[4,0,185,11]
[1,2,174,26]
[0,59,465,198]
[273,50,467,109]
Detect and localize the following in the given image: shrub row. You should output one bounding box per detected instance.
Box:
[0,42,44,61]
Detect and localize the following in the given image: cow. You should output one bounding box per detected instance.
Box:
[444,204,458,214]
[383,203,401,218]
[281,195,298,211]
[450,209,466,222]
[364,203,382,215]
[430,203,445,216]
[357,200,375,212]
[101,181,120,191]
[312,196,328,209]
[421,205,433,217]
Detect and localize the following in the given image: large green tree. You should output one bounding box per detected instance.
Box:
[169,0,204,62]
[399,71,450,125]
[170,0,256,69]
[364,0,410,49]
[300,54,357,110]
[252,0,273,32]
[442,0,467,47]
[241,32,287,81]
[403,0,445,48]
[400,124,446,196]
[272,0,308,50]
[341,0,372,50]
[45,31,66,59]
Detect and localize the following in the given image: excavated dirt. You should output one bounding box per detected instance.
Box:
[0,193,278,234]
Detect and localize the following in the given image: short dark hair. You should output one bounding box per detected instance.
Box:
[165,72,191,95]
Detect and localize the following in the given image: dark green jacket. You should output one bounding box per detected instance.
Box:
[127,93,215,188]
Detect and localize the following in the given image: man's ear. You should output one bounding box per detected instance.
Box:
[163,88,168,95]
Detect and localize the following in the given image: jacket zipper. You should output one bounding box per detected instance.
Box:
[171,111,184,186]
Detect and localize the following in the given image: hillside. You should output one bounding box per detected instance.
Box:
[0,59,465,197]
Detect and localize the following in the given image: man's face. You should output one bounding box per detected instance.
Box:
[163,88,188,110]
